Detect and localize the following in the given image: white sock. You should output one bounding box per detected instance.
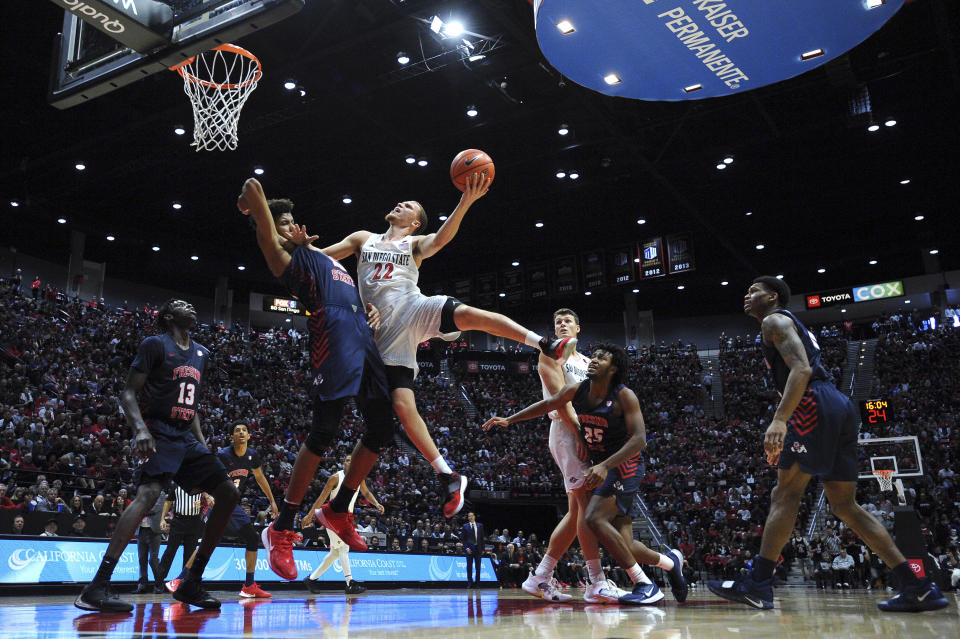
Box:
[535,555,558,578]
[310,550,339,580]
[627,564,652,585]
[523,331,544,348]
[430,456,452,475]
[655,553,675,571]
[339,547,352,581]
[586,559,604,584]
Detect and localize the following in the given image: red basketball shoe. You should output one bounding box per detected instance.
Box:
[316,503,367,551]
[261,522,302,580]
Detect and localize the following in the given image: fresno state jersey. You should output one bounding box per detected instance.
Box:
[131,333,209,428]
[218,446,262,494]
[356,233,421,314]
[572,381,630,463]
[761,309,833,394]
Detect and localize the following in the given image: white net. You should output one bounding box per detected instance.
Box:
[174,44,261,152]
[873,470,895,492]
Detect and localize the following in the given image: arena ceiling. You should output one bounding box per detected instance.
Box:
[3,0,959,321]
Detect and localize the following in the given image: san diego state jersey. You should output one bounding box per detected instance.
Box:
[132,333,209,428]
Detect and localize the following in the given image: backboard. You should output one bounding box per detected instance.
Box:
[47,0,304,109]
[856,435,923,480]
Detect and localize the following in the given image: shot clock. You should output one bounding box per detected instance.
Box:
[859,399,889,425]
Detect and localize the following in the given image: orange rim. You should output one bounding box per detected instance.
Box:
[170,44,262,90]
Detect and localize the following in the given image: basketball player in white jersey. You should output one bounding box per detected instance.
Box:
[282,173,577,519]
[521,309,635,604]
[302,455,384,594]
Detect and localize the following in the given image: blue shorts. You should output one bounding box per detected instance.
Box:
[308,306,390,403]
[134,419,228,494]
[592,455,644,518]
[228,504,252,530]
[778,381,860,481]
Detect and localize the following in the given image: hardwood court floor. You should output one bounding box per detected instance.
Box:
[2,585,956,639]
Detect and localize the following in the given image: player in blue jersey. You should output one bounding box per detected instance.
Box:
[75,299,239,612]
[167,422,278,599]
[239,177,397,581]
[482,343,687,606]
[708,276,947,612]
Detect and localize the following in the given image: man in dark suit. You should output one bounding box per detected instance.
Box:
[461,511,485,588]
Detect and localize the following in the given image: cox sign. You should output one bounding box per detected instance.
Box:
[853,281,904,303]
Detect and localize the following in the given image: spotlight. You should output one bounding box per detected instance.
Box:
[716,164,727,170]
[535,221,544,228]
[417,158,428,167]
[867,124,880,132]
[443,20,464,38]
[466,106,478,117]
[634,258,640,263]
[172,202,182,210]
[569,172,579,180]
[677,285,685,290]
[57,218,66,224]
[511,261,519,267]
[632,288,639,293]
[603,73,622,85]
[430,15,443,34]
[10,201,19,207]
[929,249,939,255]
[558,124,569,136]
[106,235,115,241]
[818,268,826,274]
[237,265,246,271]
[556,20,575,35]
[900,179,910,185]
[190,255,199,261]
[914,215,924,221]
[721,281,729,286]
[438,215,448,221]
[556,171,566,179]
[254,166,265,175]
[723,157,734,164]
[637,218,646,225]
[342,195,352,205]
[283,80,296,90]
[174,126,186,136]
[75,163,86,171]
[755,243,765,250]
[499,292,506,298]
[405,155,416,165]
[397,51,410,65]
[869,259,878,265]
[884,119,897,127]
[745,211,753,216]
[776,274,784,279]
[152,246,160,252]
[299,88,307,98]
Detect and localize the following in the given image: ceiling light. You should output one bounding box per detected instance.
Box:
[867,124,880,132]
[511,261,519,267]
[603,73,622,85]
[152,246,160,252]
[556,171,566,179]
[776,274,784,279]
[106,235,115,241]
[929,249,939,255]
[818,268,826,274]
[417,158,428,167]
[75,163,86,171]
[585,291,592,296]
[716,164,727,170]
[498,292,506,298]
[637,218,646,225]
[174,126,186,136]
[397,51,410,65]
[723,157,734,164]
[914,215,924,221]
[677,285,685,290]
[190,255,199,261]
[867,0,885,8]
[466,106,478,117]
[254,166,264,175]
[755,244,765,250]
[634,258,640,263]
[801,48,825,61]
[283,80,296,90]
[10,201,19,207]
[869,259,877,265]
[237,265,245,271]
[299,89,307,97]
[899,179,910,185]
[172,202,182,210]
[745,211,753,216]
[285,318,291,323]
[841,309,847,313]
[721,281,729,286]
[556,19,575,35]
[632,288,639,293]
[438,215,448,221]
[905,300,911,304]
[569,172,580,180]
[443,20,464,38]
[683,84,702,93]
[558,124,569,136]
[57,218,66,224]
[405,155,416,165]
[430,15,443,34]
[342,195,352,204]
[535,221,544,228]
[884,119,897,127]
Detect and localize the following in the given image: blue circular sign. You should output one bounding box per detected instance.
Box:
[535,0,905,100]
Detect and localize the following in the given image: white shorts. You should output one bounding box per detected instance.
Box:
[375,294,460,376]
[326,527,349,551]
[548,419,589,493]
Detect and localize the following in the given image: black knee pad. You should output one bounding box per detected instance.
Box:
[359,399,395,453]
[240,524,260,552]
[306,398,346,455]
[439,296,463,334]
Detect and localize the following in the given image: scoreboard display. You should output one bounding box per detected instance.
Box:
[859,399,889,425]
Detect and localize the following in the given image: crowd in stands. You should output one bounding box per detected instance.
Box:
[1,275,957,591]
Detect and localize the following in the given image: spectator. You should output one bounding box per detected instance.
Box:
[832,549,856,589]
[41,518,58,537]
[8,514,25,535]
[71,516,88,537]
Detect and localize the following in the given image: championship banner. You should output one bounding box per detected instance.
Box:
[452,278,474,305]
[526,263,549,300]
[581,250,605,290]
[476,273,498,309]
[0,538,497,584]
[638,238,666,279]
[666,234,695,274]
[502,267,524,307]
[607,244,636,285]
[551,256,577,295]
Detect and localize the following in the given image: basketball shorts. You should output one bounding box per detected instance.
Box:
[308,305,390,403]
[325,527,348,551]
[135,419,228,494]
[778,380,860,481]
[374,294,461,377]
[548,419,589,493]
[227,504,252,531]
[592,454,644,518]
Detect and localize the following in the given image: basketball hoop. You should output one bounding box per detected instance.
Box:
[873,469,896,492]
[171,44,262,152]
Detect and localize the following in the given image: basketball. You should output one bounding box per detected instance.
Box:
[450,149,495,191]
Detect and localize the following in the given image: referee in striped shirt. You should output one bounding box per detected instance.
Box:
[158,484,206,582]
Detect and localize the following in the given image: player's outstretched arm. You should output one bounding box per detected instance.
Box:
[415,173,490,260]
[481,382,579,431]
[761,313,813,464]
[237,177,291,277]
[252,466,278,519]
[302,473,339,527]
[119,367,155,455]
[319,230,372,262]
